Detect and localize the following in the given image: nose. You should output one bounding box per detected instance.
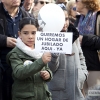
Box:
[29,34,33,39]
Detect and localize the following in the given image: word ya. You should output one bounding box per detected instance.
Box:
[41,47,63,51]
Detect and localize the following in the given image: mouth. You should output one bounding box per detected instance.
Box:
[27,41,34,43]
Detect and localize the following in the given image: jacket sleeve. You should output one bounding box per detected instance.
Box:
[7,52,46,80]
[82,34,100,50]
[44,64,53,82]
[48,53,59,72]
[76,39,88,89]
[0,34,7,47]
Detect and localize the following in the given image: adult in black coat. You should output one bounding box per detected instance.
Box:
[0,1,34,100]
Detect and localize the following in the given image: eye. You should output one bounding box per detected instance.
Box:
[23,32,28,34]
[32,31,36,35]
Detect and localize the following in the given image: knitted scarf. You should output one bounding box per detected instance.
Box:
[16,37,43,59]
[78,11,97,35]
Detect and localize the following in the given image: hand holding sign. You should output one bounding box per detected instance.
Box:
[42,52,51,64]
[38,3,65,32]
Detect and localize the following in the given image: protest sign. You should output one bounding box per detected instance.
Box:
[35,32,73,54]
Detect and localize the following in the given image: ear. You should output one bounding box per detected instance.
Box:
[18,31,22,39]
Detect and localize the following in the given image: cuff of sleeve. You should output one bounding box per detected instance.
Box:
[45,69,53,82]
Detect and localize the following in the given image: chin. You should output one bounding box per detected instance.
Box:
[13,5,20,7]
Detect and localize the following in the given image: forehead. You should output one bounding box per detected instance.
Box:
[21,24,37,30]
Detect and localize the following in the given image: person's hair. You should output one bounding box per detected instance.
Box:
[78,0,100,12]
[67,0,75,16]
[19,17,39,31]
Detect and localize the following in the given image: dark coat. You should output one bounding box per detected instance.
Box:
[82,34,100,50]
[0,2,34,70]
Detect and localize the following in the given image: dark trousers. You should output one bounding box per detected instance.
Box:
[0,67,3,100]
[2,67,13,100]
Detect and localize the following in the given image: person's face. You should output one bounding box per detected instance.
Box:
[18,24,37,49]
[24,0,34,11]
[34,0,49,11]
[70,3,77,18]
[76,0,86,14]
[1,0,21,7]
[61,11,69,32]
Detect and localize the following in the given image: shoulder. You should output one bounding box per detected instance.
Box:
[7,47,23,59]
[20,7,35,18]
[6,47,27,65]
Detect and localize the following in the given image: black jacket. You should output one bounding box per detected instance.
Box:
[67,23,79,43]
[82,34,100,50]
[0,3,34,48]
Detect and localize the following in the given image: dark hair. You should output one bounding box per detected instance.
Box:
[19,17,39,31]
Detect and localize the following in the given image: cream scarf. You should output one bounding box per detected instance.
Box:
[16,37,43,59]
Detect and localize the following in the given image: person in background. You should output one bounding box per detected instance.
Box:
[48,4,88,100]
[67,0,80,25]
[6,17,52,100]
[0,0,34,100]
[32,0,49,19]
[76,0,100,95]
[22,0,34,13]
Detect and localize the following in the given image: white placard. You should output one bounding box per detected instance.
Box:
[35,32,73,54]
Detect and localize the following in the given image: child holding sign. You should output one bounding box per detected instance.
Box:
[6,17,52,100]
[48,4,88,100]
